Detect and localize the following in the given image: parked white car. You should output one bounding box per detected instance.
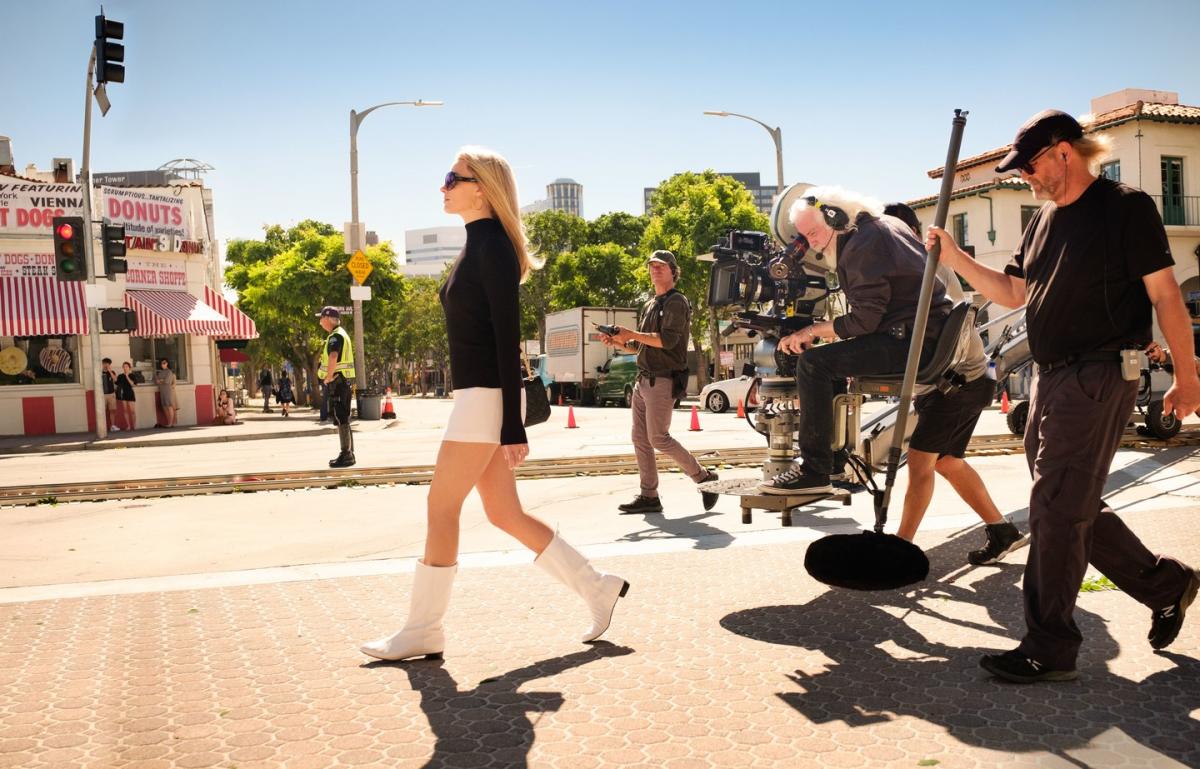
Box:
[700,375,758,414]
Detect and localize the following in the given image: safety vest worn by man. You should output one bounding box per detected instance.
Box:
[317,325,356,379]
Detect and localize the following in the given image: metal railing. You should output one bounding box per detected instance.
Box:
[1150,195,1200,227]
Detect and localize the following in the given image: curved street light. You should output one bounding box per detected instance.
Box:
[347,99,443,390]
[703,110,784,194]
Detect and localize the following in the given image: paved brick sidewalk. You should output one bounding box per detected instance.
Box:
[1,508,1198,768]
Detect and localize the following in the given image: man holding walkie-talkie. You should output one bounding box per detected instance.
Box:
[600,250,719,514]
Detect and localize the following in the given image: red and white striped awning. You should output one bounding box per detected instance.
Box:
[203,285,259,340]
[0,277,89,336]
[125,290,231,337]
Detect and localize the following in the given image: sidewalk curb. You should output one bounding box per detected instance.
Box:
[1,426,340,454]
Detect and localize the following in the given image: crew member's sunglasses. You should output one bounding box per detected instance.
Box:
[444,171,479,189]
[1019,144,1057,175]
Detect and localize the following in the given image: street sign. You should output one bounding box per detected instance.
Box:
[347,250,372,285]
[349,285,372,301]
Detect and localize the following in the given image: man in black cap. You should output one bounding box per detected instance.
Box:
[601,250,719,514]
[317,306,357,467]
[929,108,1200,683]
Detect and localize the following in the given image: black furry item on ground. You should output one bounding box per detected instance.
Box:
[804,531,929,590]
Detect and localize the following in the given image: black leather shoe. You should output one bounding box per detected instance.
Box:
[699,471,720,511]
[329,452,356,468]
[618,495,663,514]
[980,649,1077,683]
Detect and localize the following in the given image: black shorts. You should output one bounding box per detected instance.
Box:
[910,375,995,458]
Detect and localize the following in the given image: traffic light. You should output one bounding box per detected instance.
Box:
[52,216,88,282]
[95,15,124,84]
[101,223,127,279]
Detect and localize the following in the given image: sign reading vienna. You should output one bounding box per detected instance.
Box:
[0,183,85,234]
[347,250,373,285]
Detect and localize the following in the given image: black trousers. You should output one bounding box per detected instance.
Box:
[1018,362,1190,669]
[794,333,925,475]
[329,375,353,426]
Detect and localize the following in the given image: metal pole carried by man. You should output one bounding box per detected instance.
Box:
[930,109,1200,683]
[317,307,357,467]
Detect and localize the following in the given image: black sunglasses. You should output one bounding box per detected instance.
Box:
[444,171,479,189]
[1019,144,1057,175]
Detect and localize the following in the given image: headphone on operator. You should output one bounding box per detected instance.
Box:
[805,196,851,231]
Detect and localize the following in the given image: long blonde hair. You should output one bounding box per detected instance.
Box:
[457,145,539,282]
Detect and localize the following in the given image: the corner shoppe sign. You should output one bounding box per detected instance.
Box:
[0,182,204,253]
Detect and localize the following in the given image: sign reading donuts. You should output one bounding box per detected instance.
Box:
[102,186,190,240]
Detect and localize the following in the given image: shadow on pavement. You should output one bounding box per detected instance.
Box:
[720,527,1200,766]
[368,643,634,768]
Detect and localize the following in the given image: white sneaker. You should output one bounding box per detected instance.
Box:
[110,426,121,432]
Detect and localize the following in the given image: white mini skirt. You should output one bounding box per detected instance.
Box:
[443,387,527,444]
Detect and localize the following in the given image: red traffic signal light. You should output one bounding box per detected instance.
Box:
[52,216,88,281]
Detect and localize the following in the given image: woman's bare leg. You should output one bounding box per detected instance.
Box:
[423,440,504,566]
[474,447,553,554]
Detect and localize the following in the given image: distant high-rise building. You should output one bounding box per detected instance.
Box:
[365,230,379,246]
[402,226,466,277]
[547,178,583,217]
[644,172,775,215]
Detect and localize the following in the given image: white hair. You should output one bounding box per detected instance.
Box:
[789,185,884,229]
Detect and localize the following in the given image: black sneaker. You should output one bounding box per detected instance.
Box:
[968,522,1030,566]
[980,650,1078,683]
[1148,569,1200,650]
[617,495,663,514]
[757,465,832,496]
[699,471,720,512]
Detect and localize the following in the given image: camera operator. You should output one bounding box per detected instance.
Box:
[758,187,952,496]
[602,250,720,514]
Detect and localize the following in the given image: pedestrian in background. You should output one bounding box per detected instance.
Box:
[258,366,273,413]
[154,358,178,428]
[360,146,629,662]
[101,357,119,432]
[115,361,137,431]
[317,307,357,467]
[602,250,719,514]
[276,369,295,418]
[214,389,238,425]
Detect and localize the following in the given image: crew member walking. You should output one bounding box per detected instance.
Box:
[603,250,719,514]
[360,146,628,662]
[317,307,356,467]
[930,109,1200,683]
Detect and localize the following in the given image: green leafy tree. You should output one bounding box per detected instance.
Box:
[550,243,645,309]
[587,211,648,256]
[521,209,588,345]
[223,220,405,402]
[642,171,769,387]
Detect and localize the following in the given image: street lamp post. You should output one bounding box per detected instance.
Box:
[703,110,785,194]
[348,99,442,392]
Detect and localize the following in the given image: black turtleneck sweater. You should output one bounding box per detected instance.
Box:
[439,217,526,445]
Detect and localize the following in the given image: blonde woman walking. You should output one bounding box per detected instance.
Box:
[360,147,629,662]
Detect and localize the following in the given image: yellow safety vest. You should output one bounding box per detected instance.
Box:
[318,325,356,379]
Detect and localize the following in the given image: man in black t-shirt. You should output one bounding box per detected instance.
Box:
[929,109,1200,684]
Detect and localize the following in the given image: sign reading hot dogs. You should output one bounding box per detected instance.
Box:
[0,183,86,234]
[102,186,190,240]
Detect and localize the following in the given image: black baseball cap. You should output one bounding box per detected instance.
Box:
[317,306,340,319]
[995,109,1085,173]
[647,250,678,275]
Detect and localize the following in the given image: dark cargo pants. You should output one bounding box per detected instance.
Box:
[1018,361,1191,670]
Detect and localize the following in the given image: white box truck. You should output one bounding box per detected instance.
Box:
[544,306,638,405]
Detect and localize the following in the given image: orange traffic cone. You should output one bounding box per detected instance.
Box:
[558,393,564,406]
[566,405,579,429]
[1000,390,1010,414]
[689,405,702,431]
[381,388,396,419]
[736,398,746,418]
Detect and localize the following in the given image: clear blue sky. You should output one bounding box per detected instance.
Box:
[7,0,1200,262]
